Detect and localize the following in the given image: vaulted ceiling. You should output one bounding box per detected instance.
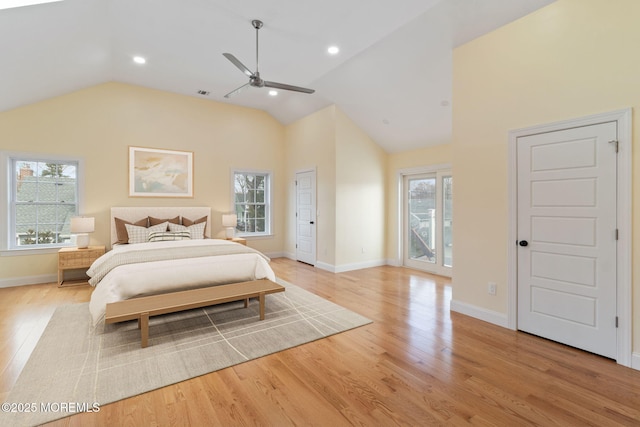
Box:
[0,0,555,153]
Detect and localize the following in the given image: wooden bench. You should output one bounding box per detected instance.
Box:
[105,279,285,348]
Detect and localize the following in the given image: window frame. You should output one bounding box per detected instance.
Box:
[1,151,85,254]
[230,169,272,238]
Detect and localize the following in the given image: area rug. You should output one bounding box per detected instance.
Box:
[1,279,371,426]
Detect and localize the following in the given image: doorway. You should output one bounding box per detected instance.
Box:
[508,109,631,366]
[402,167,452,277]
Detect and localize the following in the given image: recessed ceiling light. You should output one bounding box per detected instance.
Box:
[327,46,340,55]
[133,56,146,65]
[268,90,278,96]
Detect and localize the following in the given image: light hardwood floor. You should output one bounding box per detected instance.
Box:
[1,258,639,426]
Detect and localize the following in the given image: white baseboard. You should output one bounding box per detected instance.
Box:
[280,254,388,274]
[315,261,335,272]
[450,299,509,329]
[386,258,402,267]
[315,259,387,274]
[0,273,57,288]
[334,259,387,273]
[632,352,640,371]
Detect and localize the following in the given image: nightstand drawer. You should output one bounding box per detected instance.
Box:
[58,245,105,287]
[58,248,103,268]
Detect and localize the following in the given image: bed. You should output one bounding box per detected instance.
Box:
[87,207,276,325]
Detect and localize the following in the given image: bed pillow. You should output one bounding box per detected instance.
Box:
[149,216,180,226]
[168,221,206,239]
[181,215,208,236]
[125,222,169,244]
[148,231,191,242]
[114,217,148,244]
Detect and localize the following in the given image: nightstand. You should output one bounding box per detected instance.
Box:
[227,237,247,246]
[58,245,105,287]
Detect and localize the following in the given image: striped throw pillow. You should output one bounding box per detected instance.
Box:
[148,231,191,242]
[125,222,169,244]
[168,221,206,239]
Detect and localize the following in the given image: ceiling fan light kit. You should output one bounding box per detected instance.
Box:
[223,19,315,98]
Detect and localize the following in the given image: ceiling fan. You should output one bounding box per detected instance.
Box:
[222,19,315,98]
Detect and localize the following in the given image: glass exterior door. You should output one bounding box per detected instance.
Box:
[443,175,453,268]
[408,176,437,264]
[404,171,452,276]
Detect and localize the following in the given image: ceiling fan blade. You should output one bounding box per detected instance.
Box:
[222,53,254,77]
[224,82,251,98]
[264,81,315,94]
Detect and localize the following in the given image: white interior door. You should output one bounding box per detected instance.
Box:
[517,122,617,359]
[296,170,316,265]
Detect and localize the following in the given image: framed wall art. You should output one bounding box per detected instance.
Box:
[129,146,193,198]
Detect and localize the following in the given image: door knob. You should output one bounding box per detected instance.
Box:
[518,240,529,247]
[310,221,315,224]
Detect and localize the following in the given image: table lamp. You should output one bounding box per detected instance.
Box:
[70,216,94,248]
[222,214,237,239]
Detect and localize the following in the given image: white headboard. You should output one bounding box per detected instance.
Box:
[110,206,212,246]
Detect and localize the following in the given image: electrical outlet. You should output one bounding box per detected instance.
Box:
[488,282,497,296]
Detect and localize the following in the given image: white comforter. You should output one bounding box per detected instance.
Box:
[88,239,276,325]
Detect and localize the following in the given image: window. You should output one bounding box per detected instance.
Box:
[8,157,79,249]
[232,170,271,236]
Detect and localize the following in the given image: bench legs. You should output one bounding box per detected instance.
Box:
[136,296,269,348]
[139,312,149,348]
[259,292,266,320]
[244,294,266,319]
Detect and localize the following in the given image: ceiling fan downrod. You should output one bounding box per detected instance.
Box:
[252,19,263,74]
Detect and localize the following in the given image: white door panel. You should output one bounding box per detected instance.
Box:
[530,251,596,287]
[530,137,596,170]
[517,121,617,359]
[296,170,316,265]
[531,178,596,206]
[531,216,596,246]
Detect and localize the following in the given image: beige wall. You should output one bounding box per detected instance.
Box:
[1,84,389,281]
[452,0,640,353]
[0,82,286,282]
[283,105,337,266]
[284,105,387,270]
[335,108,386,268]
[385,144,452,263]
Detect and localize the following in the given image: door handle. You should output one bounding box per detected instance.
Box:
[310,221,315,225]
[518,240,528,247]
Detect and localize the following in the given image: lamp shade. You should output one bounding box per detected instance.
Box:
[70,216,95,233]
[222,214,237,228]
